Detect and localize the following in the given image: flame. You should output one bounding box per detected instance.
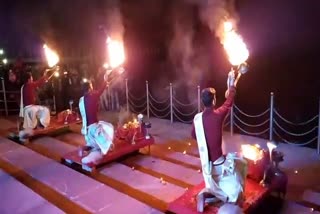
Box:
[43,44,59,68]
[241,144,263,161]
[222,21,249,66]
[106,37,125,68]
[54,72,59,77]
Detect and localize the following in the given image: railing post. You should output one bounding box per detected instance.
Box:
[317,98,320,155]
[146,81,150,119]
[197,85,201,113]
[1,78,8,116]
[269,92,274,141]
[125,78,129,112]
[51,81,56,115]
[170,83,173,123]
[230,104,234,136]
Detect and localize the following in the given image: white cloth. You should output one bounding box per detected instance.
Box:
[194,112,229,202]
[194,112,247,203]
[79,96,114,155]
[19,85,50,129]
[79,97,88,135]
[23,105,50,129]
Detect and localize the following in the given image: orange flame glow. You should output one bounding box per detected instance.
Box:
[222,21,249,66]
[43,44,59,68]
[241,144,263,161]
[106,37,125,68]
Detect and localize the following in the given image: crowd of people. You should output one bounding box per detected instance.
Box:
[0,59,91,115]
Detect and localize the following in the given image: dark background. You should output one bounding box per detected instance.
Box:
[1,0,319,123]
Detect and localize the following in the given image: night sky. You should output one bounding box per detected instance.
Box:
[1,0,320,120]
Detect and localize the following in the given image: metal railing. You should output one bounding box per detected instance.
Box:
[124,80,320,154]
[2,77,319,154]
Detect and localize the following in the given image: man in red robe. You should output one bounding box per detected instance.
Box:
[19,71,53,130]
[192,70,246,212]
[79,73,114,164]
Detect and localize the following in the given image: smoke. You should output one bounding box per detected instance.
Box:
[105,0,124,41]
[199,0,238,42]
[167,0,238,102]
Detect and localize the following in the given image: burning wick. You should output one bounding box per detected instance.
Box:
[183,151,186,155]
[132,166,135,171]
[83,78,88,83]
[224,21,233,32]
[168,147,171,150]
[294,170,298,174]
[198,169,201,173]
[188,142,191,146]
[267,142,277,163]
[54,72,59,77]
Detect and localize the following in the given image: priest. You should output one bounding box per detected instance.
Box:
[78,72,114,164]
[191,69,247,212]
[19,70,53,140]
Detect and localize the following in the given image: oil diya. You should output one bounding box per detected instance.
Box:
[241,144,270,182]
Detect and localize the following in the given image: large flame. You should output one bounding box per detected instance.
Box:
[222,21,249,66]
[43,44,59,68]
[241,144,263,161]
[106,37,125,68]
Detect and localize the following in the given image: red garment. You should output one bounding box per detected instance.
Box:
[84,83,107,126]
[22,76,47,107]
[192,87,236,162]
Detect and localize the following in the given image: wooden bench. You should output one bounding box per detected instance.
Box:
[63,136,155,172]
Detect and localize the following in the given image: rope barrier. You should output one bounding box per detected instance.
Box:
[173,96,197,107]
[149,93,170,104]
[129,105,147,115]
[173,104,198,117]
[234,114,270,127]
[224,120,230,128]
[234,105,270,118]
[273,129,317,146]
[128,98,147,109]
[149,107,171,119]
[149,101,170,112]
[234,122,269,136]
[128,91,146,102]
[274,119,318,137]
[274,109,318,126]
[173,111,193,124]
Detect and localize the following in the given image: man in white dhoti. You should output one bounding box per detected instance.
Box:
[19,71,52,140]
[191,70,247,212]
[79,76,114,164]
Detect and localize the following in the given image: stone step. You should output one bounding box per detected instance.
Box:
[125,155,203,187]
[32,137,77,156]
[0,137,159,214]
[0,169,64,214]
[55,132,85,147]
[149,145,201,170]
[101,163,186,204]
[281,201,320,214]
[302,189,320,206]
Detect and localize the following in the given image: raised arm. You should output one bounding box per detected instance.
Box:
[216,70,240,116]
